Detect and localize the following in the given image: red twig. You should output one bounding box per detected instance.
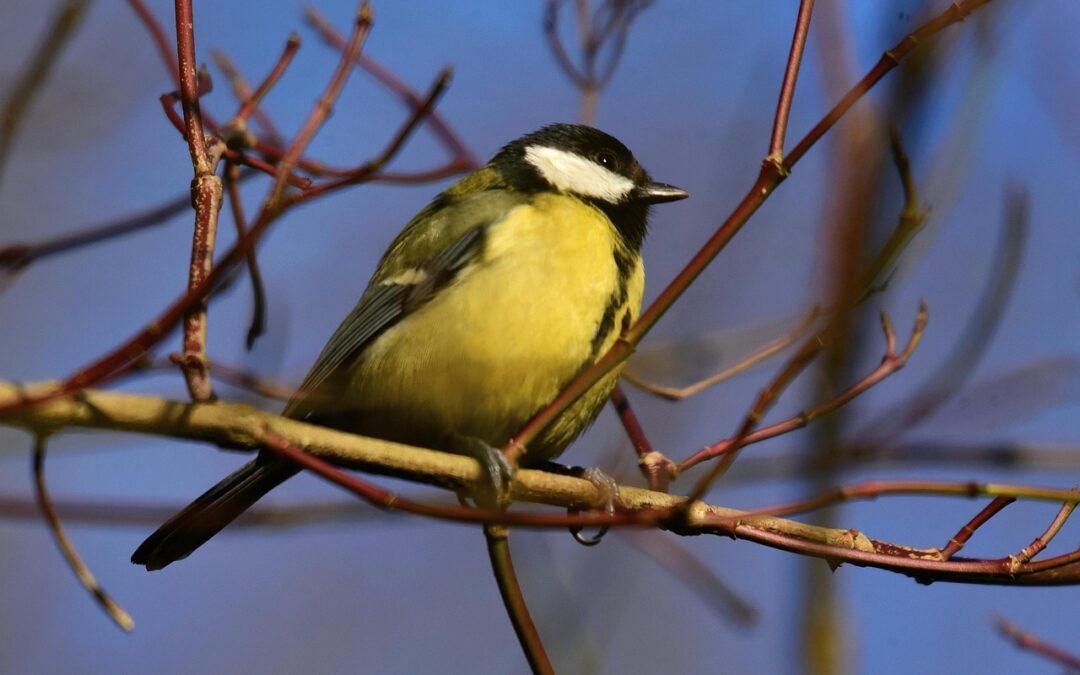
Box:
[679,304,927,473]
[159,84,312,189]
[712,515,1080,585]
[211,49,285,147]
[767,0,816,163]
[484,525,554,675]
[1009,496,1078,567]
[719,480,1080,525]
[173,0,222,402]
[259,428,655,529]
[234,35,300,129]
[940,496,1015,560]
[610,384,673,492]
[127,0,179,85]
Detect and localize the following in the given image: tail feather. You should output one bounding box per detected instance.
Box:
[131,456,298,570]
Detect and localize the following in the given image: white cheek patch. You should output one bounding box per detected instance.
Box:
[524,145,634,203]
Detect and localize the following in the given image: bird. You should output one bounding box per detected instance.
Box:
[132,123,688,570]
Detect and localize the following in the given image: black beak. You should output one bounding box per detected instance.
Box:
[635,182,690,204]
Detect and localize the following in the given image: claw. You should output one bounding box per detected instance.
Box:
[569,467,620,546]
[456,436,514,509]
[582,467,619,514]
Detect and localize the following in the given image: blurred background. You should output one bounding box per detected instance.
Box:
[1,1,1079,673]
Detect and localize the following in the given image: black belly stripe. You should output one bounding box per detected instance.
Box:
[588,246,634,360]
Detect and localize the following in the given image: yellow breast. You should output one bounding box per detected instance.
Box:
[344,193,643,460]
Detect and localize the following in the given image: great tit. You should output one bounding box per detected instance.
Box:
[132,123,688,570]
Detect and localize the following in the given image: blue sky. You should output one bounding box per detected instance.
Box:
[1,1,1079,673]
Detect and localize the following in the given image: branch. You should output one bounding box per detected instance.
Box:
[5,379,1080,585]
[173,0,223,402]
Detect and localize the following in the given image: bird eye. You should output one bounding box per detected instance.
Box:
[594,150,618,171]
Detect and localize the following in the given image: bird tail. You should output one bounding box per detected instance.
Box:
[131,456,298,570]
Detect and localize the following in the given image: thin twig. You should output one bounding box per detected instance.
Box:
[609,384,673,492]
[223,163,267,349]
[1009,495,1078,568]
[127,0,180,84]
[211,49,285,146]
[484,525,555,675]
[32,435,133,632]
[721,480,1080,525]
[233,35,300,131]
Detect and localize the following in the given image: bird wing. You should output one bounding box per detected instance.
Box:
[284,189,528,419]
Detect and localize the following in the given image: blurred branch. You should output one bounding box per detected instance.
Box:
[994,616,1080,671]
[0,187,219,287]
[714,440,1080,485]
[678,305,926,474]
[292,67,453,202]
[544,0,654,125]
[223,162,268,349]
[622,306,819,401]
[0,493,387,528]
[0,0,92,187]
[858,188,1028,442]
[616,530,758,628]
